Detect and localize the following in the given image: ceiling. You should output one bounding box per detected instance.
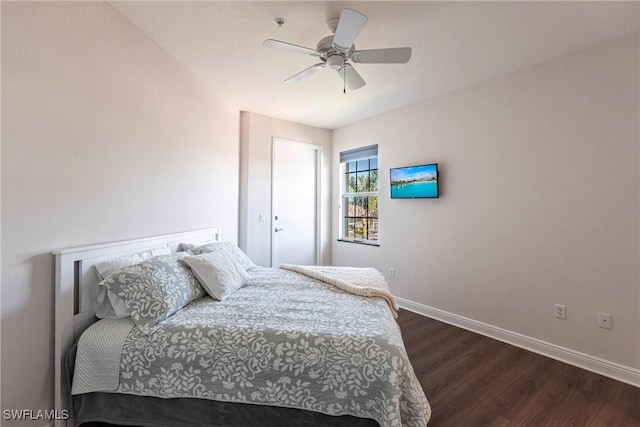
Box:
[109,1,639,129]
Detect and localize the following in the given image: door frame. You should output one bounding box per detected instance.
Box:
[271,137,322,267]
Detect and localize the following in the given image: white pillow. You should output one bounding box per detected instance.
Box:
[95,288,130,319]
[94,245,171,280]
[94,245,172,318]
[183,251,250,300]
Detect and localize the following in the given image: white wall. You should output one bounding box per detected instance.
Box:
[1,2,240,423]
[332,34,639,372]
[239,112,332,267]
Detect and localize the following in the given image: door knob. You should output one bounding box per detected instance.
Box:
[275,228,283,232]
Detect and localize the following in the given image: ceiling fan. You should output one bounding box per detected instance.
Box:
[263,8,412,92]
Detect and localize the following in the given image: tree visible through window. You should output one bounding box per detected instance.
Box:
[340,145,378,243]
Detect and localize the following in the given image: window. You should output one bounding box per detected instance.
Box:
[339,145,379,244]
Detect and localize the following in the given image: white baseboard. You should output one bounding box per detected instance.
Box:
[396,296,640,388]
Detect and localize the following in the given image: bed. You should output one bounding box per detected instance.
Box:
[54,228,431,427]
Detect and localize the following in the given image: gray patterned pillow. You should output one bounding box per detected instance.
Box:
[186,241,257,271]
[98,253,205,328]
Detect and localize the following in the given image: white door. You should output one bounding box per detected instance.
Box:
[272,139,320,267]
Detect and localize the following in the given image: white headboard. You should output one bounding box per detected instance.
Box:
[53,227,220,427]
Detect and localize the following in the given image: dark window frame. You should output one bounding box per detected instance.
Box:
[340,155,379,244]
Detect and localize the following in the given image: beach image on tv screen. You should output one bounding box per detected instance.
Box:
[391,164,438,198]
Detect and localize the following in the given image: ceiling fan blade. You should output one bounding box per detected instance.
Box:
[351,47,412,64]
[263,39,319,57]
[338,64,366,91]
[284,63,326,84]
[332,9,368,52]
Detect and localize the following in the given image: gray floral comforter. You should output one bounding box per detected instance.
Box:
[87,267,431,427]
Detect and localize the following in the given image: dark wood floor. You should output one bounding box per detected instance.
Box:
[83,309,639,427]
[398,308,640,426]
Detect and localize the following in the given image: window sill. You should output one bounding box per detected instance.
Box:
[337,239,380,247]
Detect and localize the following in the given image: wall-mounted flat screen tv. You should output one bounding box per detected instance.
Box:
[390,163,439,199]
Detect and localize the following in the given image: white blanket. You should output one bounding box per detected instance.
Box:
[279,264,399,318]
[71,317,134,394]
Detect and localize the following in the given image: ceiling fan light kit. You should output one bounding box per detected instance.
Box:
[327,54,345,70]
[263,8,412,92]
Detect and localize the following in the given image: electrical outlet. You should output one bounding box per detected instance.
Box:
[389,268,395,278]
[554,304,566,320]
[598,313,612,330]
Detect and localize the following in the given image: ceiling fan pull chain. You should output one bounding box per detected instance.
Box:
[343,66,347,94]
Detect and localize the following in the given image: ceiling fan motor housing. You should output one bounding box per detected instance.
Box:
[316,35,354,61]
